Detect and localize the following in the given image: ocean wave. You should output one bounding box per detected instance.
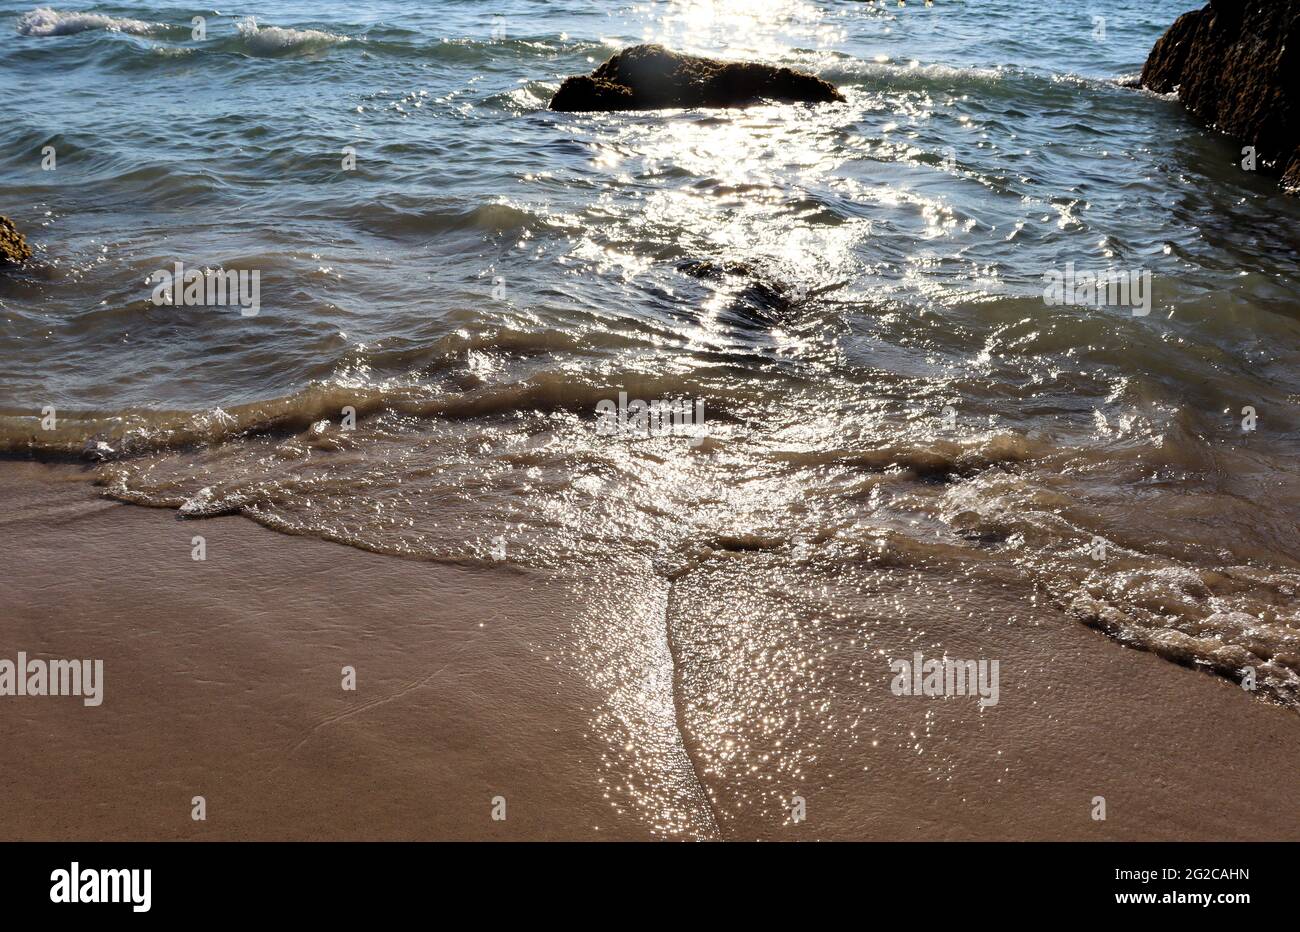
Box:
[0,383,400,459]
[0,367,733,459]
[350,200,570,238]
[232,16,347,55]
[16,6,159,37]
[827,58,1009,88]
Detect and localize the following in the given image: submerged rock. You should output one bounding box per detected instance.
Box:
[550,44,845,112]
[0,216,31,265]
[679,258,794,312]
[1140,0,1300,193]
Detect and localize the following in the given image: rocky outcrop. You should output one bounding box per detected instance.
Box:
[550,44,844,112]
[0,216,31,265]
[1140,0,1299,192]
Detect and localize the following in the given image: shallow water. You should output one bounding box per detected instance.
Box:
[2,0,1299,736]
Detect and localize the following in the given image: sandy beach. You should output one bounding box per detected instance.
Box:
[2,459,1297,841]
[0,460,646,840]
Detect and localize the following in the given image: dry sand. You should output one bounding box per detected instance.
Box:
[1,459,1297,840]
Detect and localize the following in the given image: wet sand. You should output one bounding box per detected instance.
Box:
[1,459,1298,841]
[0,460,643,840]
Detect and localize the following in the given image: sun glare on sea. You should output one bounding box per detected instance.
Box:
[639,0,845,60]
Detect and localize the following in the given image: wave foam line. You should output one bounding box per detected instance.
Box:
[233,16,347,54]
[17,6,158,37]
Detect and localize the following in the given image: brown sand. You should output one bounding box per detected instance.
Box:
[0,460,648,840]
[1,459,1297,840]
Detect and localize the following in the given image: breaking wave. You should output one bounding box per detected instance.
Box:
[16,6,159,37]
[232,16,347,56]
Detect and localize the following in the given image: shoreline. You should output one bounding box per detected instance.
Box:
[0,460,651,840]
[2,458,1298,841]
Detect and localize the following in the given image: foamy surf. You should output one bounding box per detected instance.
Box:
[233,16,347,55]
[16,6,158,37]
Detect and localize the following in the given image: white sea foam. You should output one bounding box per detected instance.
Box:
[234,16,346,54]
[17,7,158,37]
[833,57,1007,85]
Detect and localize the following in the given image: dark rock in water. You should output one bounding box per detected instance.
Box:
[1140,0,1300,194]
[550,44,845,112]
[0,216,31,265]
[679,258,793,315]
[680,258,764,281]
